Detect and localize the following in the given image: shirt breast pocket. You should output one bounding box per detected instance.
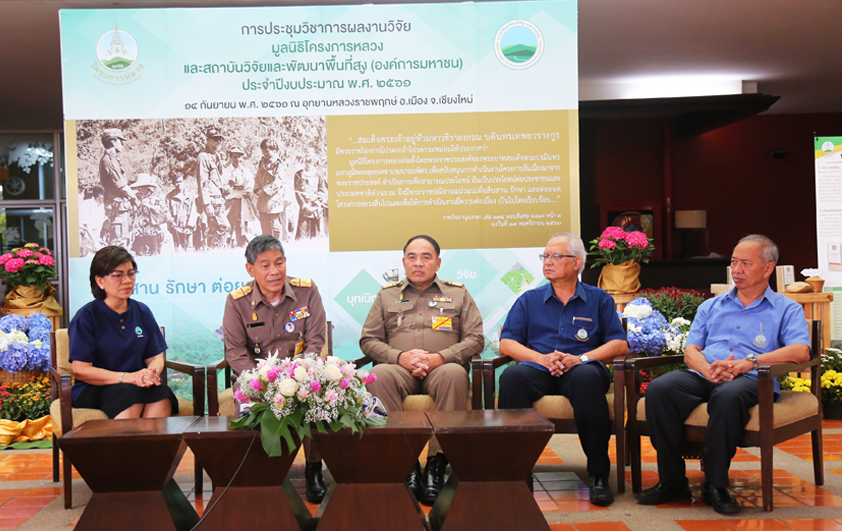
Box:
[571,317,597,344]
[434,302,460,332]
[387,301,414,329]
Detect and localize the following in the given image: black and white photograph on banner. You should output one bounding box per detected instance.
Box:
[75,116,328,257]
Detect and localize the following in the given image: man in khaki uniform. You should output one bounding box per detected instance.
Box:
[98,128,138,248]
[222,234,328,502]
[360,235,484,505]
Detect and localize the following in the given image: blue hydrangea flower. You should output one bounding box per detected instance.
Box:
[27,325,49,343]
[24,343,49,371]
[0,314,27,334]
[26,313,50,330]
[0,343,28,372]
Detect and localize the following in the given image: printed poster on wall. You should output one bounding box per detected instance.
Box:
[815,136,842,347]
[59,1,579,394]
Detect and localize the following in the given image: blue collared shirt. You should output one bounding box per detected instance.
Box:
[687,285,810,395]
[500,281,627,373]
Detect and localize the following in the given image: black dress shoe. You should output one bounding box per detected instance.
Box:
[406,460,423,500]
[305,461,327,503]
[636,480,693,505]
[421,453,447,506]
[702,482,740,515]
[588,475,614,506]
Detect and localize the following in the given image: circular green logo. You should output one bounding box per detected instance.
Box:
[495,20,544,70]
[96,26,139,72]
[135,326,143,335]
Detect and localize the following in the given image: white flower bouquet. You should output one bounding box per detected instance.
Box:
[229,352,386,457]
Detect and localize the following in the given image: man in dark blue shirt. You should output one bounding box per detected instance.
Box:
[498,232,628,506]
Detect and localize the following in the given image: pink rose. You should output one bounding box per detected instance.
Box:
[234,390,248,403]
[267,367,281,383]
[250,379,264,392]
[310,380,322,393]
[339,377,351,389]
[4,258,25,273]
[598,239,616,250]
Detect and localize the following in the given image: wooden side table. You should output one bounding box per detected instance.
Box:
[783,292,833,352]
[610,292,636,312]
[427,409,554,531]
[58,416,200,531]
[183,416,313,531]
[311,411,432,531]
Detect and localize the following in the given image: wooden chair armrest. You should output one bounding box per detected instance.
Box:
[353,355,375,370]
[165,359,203,376]
[624,354,685,371]
[480,355,513,410]
[757,356,820,378]
[469,353,483,410]
[205,357,229,372]
[57,372,73,435]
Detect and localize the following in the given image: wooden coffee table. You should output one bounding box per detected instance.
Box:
[183,416,313,531]
[311,411,433,531]
[427,409,554,531]
[58,416,200,531]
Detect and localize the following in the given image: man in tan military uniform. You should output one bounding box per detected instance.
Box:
[222,234,328,502]
[360,235,484,505]
[196,127,230,249]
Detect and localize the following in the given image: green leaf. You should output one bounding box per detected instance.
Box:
[259,411,283,457]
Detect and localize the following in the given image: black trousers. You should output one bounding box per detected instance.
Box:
[498,362,612,479]
[645,370,759,488]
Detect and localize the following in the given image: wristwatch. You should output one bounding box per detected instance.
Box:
[579,354,589,362]
[745,353,758,369]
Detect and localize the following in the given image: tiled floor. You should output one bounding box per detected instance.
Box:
[0,420,840,529]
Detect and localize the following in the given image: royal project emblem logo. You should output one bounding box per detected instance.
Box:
[495,20,544,70]
[92,24,144,85]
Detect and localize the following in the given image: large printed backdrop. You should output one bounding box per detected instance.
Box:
[60,1,579,401]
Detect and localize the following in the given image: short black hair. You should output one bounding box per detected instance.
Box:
[403,235,440,257]
[245,235,284,265]
[90,246,137,300]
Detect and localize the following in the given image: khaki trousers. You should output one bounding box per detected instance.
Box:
[367,363,468,457]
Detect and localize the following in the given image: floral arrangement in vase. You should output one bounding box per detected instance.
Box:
[0,244,56,291]
[230,352,386,456]
[589,227,654,293]
[0,313,51,373]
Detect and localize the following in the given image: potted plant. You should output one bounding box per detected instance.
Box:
[0,243,61,326]
[588,227,654,293]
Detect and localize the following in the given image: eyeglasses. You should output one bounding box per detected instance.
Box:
[539,253,576,263]
[107,271,137,281]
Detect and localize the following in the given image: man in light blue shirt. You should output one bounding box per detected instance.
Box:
[637,235,810,514]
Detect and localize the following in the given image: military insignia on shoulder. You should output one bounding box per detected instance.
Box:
[230,285,252,299]
[290,278,312,288]
[442,280,464,287]
[382,281,402,289]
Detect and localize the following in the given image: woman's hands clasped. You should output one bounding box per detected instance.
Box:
[133,367,161,388]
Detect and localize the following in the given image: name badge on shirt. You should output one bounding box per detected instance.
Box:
[247,322,265,329]
[289,306,310,321]
[432,316,452,331]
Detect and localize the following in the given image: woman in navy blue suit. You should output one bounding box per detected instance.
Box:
[69,246,176,419]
